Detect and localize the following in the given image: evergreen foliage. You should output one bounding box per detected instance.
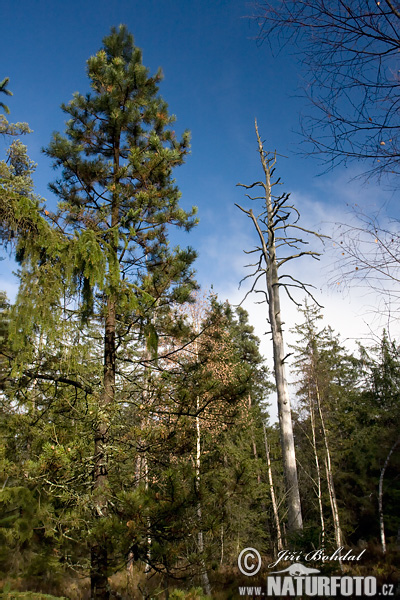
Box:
[291,303,400,549]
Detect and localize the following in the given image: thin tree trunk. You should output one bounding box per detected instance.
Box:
[196,396,211,596]
[324,458,341,551]
[144,453,152,573]
[91,296,116,600]
[315,383,342,549]
[379,436,400,554]
[220,525,224,566]
[141,344,153,576]
[309,387,325,548]
[249,394,261,484]
[190,317,211,597]
[91,148,119,598]
[263,424,283,551]
[252,439,261,484]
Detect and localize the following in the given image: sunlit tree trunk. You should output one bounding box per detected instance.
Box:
[309,387,325,548]
[195,393,211,595]
[313,381,342,549]
[192,322,211,596]
[263,424,283,551]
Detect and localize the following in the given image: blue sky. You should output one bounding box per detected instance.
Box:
[1,0,397,386]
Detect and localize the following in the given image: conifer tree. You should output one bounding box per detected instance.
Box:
[290,302,346,548]
[360,332,400,550]
[141,298,272,586]
[37,25,198,599]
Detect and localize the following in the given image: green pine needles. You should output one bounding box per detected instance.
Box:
[44,25,197,318]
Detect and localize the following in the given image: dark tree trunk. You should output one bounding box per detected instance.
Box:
[90,138,120,600]
[91,297,116,599]
[91,544,109,600]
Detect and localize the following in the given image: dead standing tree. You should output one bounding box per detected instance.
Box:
[236,120,325,533]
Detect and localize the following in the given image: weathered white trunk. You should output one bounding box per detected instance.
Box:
[237,122,316,534]
[254,125,303,532]
[379,436,400,554]
[181,309,211,597]
[195,401,211,596]
[268,283,303,531]
[263,424,284,551]
[144,454,152,573]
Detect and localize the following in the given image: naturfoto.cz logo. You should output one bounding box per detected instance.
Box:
[237,547,396,597]
[238,576,396,597]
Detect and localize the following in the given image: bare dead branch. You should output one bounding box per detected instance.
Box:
[253,0,400,180]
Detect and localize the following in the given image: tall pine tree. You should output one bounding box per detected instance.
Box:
[38,25,198,599]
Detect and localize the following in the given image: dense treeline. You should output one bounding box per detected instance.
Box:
[0,25,399,600]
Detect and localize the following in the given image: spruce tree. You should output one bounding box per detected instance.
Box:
[359,333,400,548]
[40,25,197,599]
[290,303,344,547]
[290,302,363,546]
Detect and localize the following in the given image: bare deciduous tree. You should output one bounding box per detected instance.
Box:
[254,0,400,179]
[333,210,400,324]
